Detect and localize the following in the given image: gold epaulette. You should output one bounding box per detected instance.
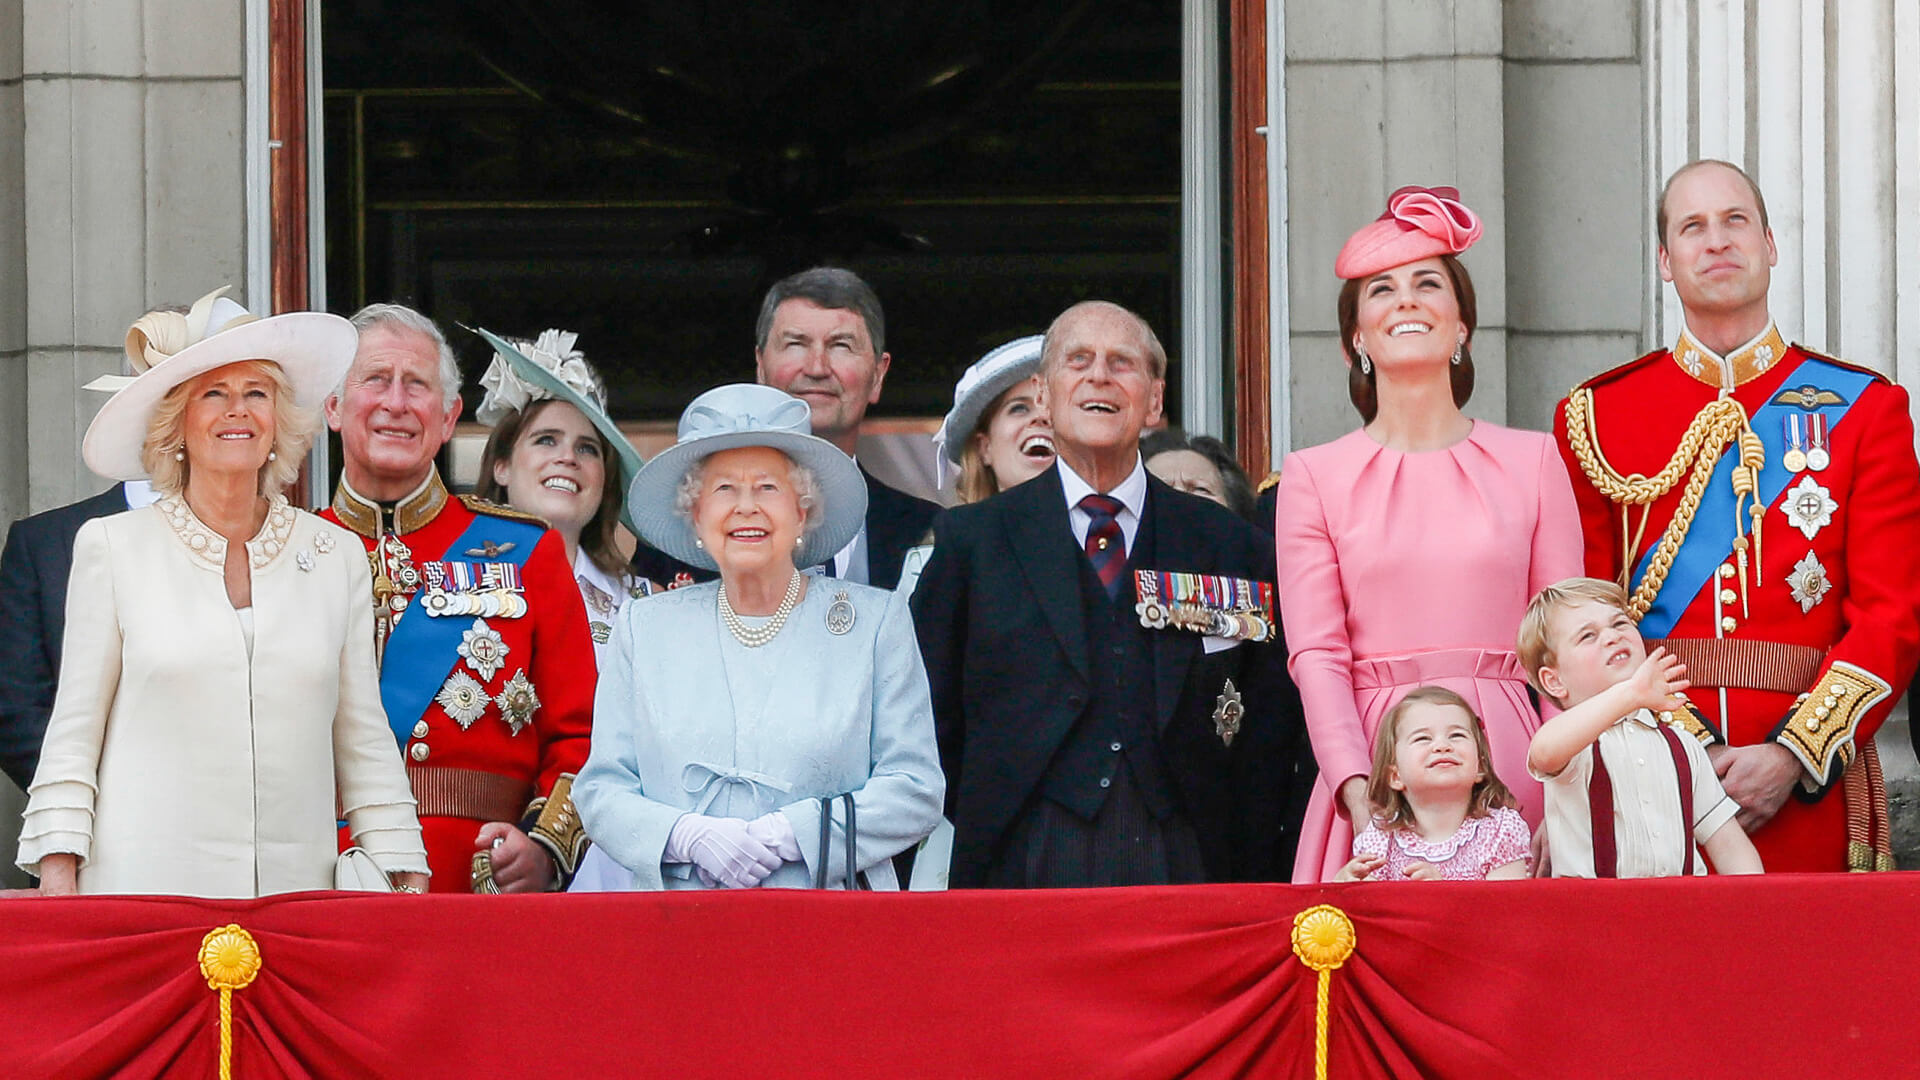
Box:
[525,774,588,886]
[458,494,553,529]
[1773,662,1893,790]
[1661,703,1719,747]
[1255,470,1281,495]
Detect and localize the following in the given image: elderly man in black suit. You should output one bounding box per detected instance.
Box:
[0,481,154,789]
[911,300,1304,888]
[632,267,940,590]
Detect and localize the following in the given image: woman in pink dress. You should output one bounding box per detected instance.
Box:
[1277,187,1583,882]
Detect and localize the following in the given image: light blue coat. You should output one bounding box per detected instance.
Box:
[576,579,944,890]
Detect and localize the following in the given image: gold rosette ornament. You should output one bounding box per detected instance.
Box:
[1292,905,1356,1080]
[198,925,263,1080]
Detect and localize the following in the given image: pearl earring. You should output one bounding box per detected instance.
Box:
[174,447,186,462]
[694,538,704,549]
[267,451,277,462]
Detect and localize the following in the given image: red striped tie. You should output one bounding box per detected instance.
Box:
[1079,493,1127,598]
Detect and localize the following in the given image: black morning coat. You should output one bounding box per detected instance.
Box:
[910,463,1306,887]
[0,484,133,789]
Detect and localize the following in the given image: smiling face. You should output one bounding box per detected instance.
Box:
[1658,161,1777,325]
[181,361,279,484]
[1539,598,1647,706]
[754,299,889,453]
[490,400,606,540]
[1387,701,1486,801]
[1350,256,1466,374]
[326,324,462,499]
[973,375,1054,492]
[1042,304,1165,477]
[691,445,807,580]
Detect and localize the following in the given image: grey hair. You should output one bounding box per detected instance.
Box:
[754,267,886,357]
[344,302,463,408]
[1039,300,1169,381]
[672,453,824,537]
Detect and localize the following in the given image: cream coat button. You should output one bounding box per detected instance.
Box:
[412,721,429,739]
[410,742,429,762]
[1720,616,1737,632]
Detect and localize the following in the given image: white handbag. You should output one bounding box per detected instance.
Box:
[334,846,395,892]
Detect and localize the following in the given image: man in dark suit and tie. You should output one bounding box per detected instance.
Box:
[911,300,1304,887]
[632,267,940,590]
[0,482,154,789]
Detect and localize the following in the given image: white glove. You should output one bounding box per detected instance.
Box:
[745,812,802,863]
[665,814,781,889]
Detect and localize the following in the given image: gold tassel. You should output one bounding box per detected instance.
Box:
[198,925,263,1080]
[1292,905,1357,1080]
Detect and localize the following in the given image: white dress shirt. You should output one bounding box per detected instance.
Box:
[1058,455,1148,556]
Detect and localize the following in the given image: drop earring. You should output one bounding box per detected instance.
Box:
[267,451,277,462]
[174,445,186,462]
[1355,344,1372,376]
[694,537,704,549]
[1451,340,1464,366]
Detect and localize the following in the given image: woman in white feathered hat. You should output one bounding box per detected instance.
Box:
[18,288,428,898]
[471,327,652,659]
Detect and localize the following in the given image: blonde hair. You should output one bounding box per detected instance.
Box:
[141,360,320,497]
[955,440,998,505]
[1365,686,1516,830]
[1517,577,1633,696]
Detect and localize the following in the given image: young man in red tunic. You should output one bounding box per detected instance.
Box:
[1554,160,1920,872]
[322,303,596,892]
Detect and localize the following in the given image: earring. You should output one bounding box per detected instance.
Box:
[795,535,804,548]
[1451,340,1465,366]
[267,451,277,462]
[173,446,186,462]
[694,538,704,549]
[1355,345,1372,376]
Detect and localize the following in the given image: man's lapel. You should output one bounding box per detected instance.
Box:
[1003,465,1090,682]
[1143,479,1201,730]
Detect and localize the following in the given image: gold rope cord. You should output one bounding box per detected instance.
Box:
[198,925,263,1080]
[1292,905,1357,1080]
[1563,390,1764,618]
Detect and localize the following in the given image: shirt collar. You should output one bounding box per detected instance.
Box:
[1621,707,1660,729]
[1672,320,1788,389]
[330,469,449,538]
[1059,454,1148,519]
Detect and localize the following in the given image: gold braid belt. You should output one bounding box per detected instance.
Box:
[1564,389,1765,619]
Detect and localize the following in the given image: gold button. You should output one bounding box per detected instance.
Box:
[1097,537,1109,550]
[1823,697,1838,709]
[1814,706,1829,719]
[1833,685,1849,697]
[409,742,429,762]
[1807,718,1820,730]
[1720,616,1737,632]
[1718,564,1736,580]
[412,720,429,739]
[1719,589,1737,605]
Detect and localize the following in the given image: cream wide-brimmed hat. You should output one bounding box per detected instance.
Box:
[81,287,357,481]
[626,384,867,572]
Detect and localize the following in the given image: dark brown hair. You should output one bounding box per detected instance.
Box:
[475,399,627,578]
[1656,159,1770,250]
[1336,253,1477,423]
[1365,686,1516,831]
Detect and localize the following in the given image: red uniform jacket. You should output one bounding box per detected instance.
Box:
[1554,325,1920,871]
[323,472,596,891]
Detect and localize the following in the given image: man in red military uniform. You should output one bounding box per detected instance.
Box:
[1555,160,1920,872]
[323,303,596,892]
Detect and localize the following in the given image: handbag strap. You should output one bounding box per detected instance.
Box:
[812,793,862,890]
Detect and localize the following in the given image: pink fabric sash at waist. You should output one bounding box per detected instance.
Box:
[1349,648,1527,691]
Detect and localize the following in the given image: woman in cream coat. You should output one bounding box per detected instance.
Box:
[18,289,428,897]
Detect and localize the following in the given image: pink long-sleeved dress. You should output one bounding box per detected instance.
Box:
[1276,423,1583,883]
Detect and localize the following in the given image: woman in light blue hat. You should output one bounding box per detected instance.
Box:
[472,328,653,659]
[571,383,944,890]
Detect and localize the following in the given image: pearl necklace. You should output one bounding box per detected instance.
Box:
[718,570,805,648]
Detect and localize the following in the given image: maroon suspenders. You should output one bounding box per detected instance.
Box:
[1586,721,1696,877]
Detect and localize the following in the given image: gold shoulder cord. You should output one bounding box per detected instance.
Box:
[1563,389,1765,618]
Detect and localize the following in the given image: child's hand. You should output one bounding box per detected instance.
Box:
[1628,647,1690,712]
[1403,860,1442,881]
[1333,853,1384,882]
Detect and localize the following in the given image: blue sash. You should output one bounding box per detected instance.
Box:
[379,514,544,746]
[1633,354,1876,638]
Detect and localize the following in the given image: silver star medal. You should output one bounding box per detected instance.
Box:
[825,589,856,635]
[1787,552,1832,614]
[436,670,489,729]
[496,669,541,735]
[458,618,509,681]
[1212,679,1244,747]
[1783,476,1837,541]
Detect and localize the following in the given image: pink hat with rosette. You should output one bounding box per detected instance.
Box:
[1334,186,1484,280]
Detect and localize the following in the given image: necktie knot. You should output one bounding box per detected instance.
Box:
[1077,494,1128,598]
[1079,493,1125,522]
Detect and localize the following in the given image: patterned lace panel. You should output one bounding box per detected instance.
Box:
[158,493,297,570]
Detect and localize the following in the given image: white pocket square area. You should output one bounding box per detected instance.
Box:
[1201,635,1241,655]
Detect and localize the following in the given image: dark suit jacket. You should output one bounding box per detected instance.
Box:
[0,485,132,789]
[629,464,941,592]
[910,464,1304,886]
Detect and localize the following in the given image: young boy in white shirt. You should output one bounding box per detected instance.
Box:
[1518,578,1763,877]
